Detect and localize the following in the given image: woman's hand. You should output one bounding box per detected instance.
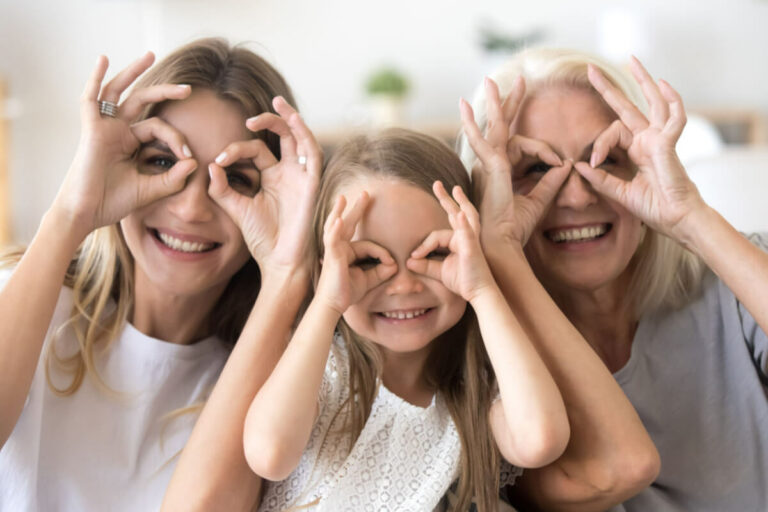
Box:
[53,52,197,239]
[461,77,569,251]
[407,182,494,303]
[207,97,321,277]
[315,193,397,315]
[575,57,708,242]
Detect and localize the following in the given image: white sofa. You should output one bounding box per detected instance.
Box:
[686,146,768,233]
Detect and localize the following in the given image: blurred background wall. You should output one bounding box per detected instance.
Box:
[1,0,767,243]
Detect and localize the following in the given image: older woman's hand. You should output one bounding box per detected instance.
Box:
[461,77,569,252]
[208,97,322,278]
[575,57,708,243]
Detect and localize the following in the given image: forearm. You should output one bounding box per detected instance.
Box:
[162,269,309,511]
[0,209,84,445]
[487,245,658,510]
[471,284,569,468]
[243,297,340,481]
[681,205,768,333]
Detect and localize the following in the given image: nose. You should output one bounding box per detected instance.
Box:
[385,266,424,295]
[165,168,215,223]
[555,165,598,210]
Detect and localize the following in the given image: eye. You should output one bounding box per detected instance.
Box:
[523,162,552,176]
[353,257,381,270]
[596,155,618,167]
[140,154,177,174]
[426,248,449,260]
[225,170,259,197]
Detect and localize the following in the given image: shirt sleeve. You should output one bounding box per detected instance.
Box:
[0,266,13,290]
[735,233,768,379]
[499,460,524,488]
[317,333,350,410]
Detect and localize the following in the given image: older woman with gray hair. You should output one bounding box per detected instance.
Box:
[459,48,768,511]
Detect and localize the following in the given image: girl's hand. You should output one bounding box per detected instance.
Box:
[207,97,322,276]
[462,77,569,252]
[53,52,197,238]
[407,182,494,303]
[315,193,397,315]
[575,57,707,242]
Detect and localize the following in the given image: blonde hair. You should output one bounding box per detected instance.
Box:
[2,38,296,395]
[311,129,500,512]
[459,47,704,315]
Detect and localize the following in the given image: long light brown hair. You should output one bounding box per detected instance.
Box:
[2,38,296,395]
[312,129,500,512]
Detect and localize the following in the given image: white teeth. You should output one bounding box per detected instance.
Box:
[381,309,428,320]
[158,232,215,253]
[549,225,607,243]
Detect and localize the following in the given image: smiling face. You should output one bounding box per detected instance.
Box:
[337,177,467,359]
[120,89,258,303]
[514,87,645,295]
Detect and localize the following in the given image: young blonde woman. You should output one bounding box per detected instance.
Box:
[462,47,768,511]
[0,38,321,511]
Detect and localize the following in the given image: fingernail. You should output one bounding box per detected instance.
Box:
[177,84,190,90]
[246,116,259,124]
[589,154,597,167]
[215,152,227,164]
[182,144,192,158]
[208,164,214,179]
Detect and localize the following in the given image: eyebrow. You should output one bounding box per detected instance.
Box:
[138,140,173,153]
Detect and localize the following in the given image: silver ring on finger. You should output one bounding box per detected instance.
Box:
[297,155,307,165]
[99,100,119,118]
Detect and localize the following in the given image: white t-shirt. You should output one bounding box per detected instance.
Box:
[0,272,229,511]
[259,337,462,512]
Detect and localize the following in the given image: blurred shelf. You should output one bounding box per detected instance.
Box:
[691,108,768,145]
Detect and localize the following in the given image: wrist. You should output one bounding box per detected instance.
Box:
[483,240,527,269]
[467,281,505,310]
[672,201,719,254]
[308,294,345,323]
[260,264,312,292]
[41,205,91,249]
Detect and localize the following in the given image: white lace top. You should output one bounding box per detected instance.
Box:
[259,337,461,511]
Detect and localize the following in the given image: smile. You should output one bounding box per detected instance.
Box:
[378,308,430,320]
[153,229,219,253]
[545,224,611,243]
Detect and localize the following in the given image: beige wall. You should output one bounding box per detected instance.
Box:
[1,0,767,243]
[0,80,9,247]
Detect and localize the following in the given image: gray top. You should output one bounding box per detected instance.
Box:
[613,233,768,511]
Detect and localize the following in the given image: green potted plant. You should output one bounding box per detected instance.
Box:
[365,67,410,127]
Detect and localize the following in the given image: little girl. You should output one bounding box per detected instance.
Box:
[244,128,570,511]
